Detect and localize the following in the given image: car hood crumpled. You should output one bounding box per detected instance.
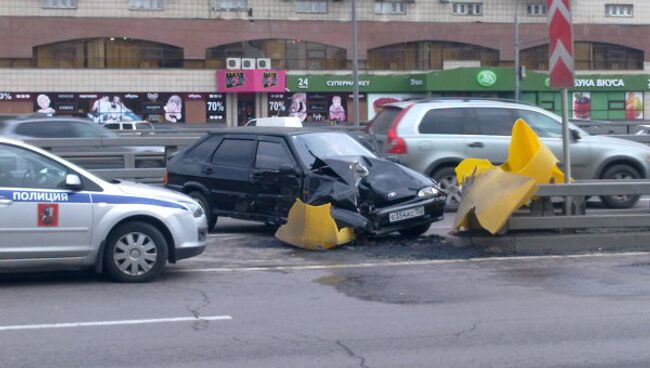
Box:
[304,155,435,210]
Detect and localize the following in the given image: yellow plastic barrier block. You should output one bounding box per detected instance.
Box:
[454,119,567,234]
[275,199,355,250]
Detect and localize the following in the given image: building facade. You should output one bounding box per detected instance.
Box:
[1,0,650,124]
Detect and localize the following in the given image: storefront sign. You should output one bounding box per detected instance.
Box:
[216,70,286,93]
[286,74,427,93]
[206,93,226,123]
[574,78,625,88]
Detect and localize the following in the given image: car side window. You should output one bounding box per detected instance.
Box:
[105,124,119,130]
[255,141,295,171]
[184,136,221,162]
[474,108,517,136]
[15,122,67,138]
[211,138,255,168]
[72,122,109,138]
[418,108,467,134]
[122,123,134,130]
[0,144,69,189]
[517,110,563,138]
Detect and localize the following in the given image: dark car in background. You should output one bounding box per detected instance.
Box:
[165,128,446,237]
[0,116,164,169]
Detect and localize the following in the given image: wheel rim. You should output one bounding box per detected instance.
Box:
[610,172,635,203]
[438,174,461,208]
[113,232,158,276]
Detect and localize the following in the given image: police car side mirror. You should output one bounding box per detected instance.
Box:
[65,174,83,191]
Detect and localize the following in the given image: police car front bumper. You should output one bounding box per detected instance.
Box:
[169,212,208,262]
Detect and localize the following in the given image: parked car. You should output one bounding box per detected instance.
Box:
[165,128,446,236]
[0,137,207,282]
[0,116,164,169]
[245,117,303,127]
[368,98,650,209]
[102,121,155,132]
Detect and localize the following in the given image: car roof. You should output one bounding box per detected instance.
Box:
[4,116,97,125]
[383,98,539,110]
[207,127,333,137]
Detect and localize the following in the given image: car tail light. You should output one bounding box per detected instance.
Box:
[163,171,169,185]
[386,105,413,154]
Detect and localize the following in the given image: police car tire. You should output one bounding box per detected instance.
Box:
[188,191,217,230]
[104,222,168,283]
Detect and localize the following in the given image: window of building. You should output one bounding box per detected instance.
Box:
[212,0,248,11]
[206,39,346,70]
[42,0,77,9]
[521,42,643,71]
[368,41,498,70]
[34,38,183,69]
[375,1,407,15]
[526,3,546,16]
[128,0,164,10]
[296,0,327,13]
[605,4,633,17]
[452,2,482,15]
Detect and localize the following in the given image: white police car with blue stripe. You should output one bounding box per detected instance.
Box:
[0,137,207,282]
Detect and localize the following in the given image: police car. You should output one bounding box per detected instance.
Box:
[0,137,207,282]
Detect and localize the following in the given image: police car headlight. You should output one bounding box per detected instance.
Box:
[418,186,440,199]
[182,201,204,218]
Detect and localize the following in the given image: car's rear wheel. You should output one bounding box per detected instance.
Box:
[431,166,461,211]
[599,164,641,209]
[104,222,168,283]
[188,191,217,230]
[398,223,431,237]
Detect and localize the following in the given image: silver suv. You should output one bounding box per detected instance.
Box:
[369,98,650,209]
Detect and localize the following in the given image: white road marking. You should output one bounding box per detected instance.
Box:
[174,251,650,274]
[0,315,232,332]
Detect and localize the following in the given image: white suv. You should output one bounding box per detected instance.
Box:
[369,98,650,209]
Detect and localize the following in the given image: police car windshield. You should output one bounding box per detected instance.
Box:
[293,132,376,168]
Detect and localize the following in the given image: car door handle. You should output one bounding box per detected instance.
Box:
[201,167,213,174]
[468,142,484,148]
[0,197,13,206]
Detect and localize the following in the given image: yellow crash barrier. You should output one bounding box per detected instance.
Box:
[454,119,567,234]
[275,199,355,250]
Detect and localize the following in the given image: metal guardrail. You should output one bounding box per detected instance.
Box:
[505,180,650,232]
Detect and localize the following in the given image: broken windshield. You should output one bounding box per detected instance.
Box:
[293,132,377,168]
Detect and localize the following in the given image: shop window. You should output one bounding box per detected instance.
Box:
[128,0,164,10]
[526,3,546,16]
[0,59,33,68]
[296,0,327,14]
[42,0,77,9]
[605,4,633,17]
[375,1,407,15]
[212,0,248,11]
[34,38,183,69]
[452,2,482,16]
[367,41,497,70]
[206,39,346,70]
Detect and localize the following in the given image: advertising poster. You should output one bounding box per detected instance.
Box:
[625,92,644,120]
[270,93,350,124]
[572,92,591,119]
[206,93,227,123]
[367,93,427,120]
[34,93,186,123]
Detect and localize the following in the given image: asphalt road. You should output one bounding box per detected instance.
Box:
[4,214,650,367]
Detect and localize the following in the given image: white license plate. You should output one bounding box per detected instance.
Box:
[389,206,425,223]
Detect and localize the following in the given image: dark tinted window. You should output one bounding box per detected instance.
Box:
[15,122,68,138]
[72,122,113,138]
[255,141,294,170]
[211,139,255,168]
[370,107,403,134]
[418,108,466,134]
[184,136,221,161]
[104,123,119,130]
[474,108,517,136]
[517,110,562,138]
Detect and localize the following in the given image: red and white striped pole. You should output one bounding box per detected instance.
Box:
[547,0,574,213]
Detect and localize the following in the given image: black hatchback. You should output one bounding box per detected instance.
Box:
[165,128,446,236]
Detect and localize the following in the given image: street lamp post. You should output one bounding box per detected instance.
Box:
[514,3,521,100]
[351,0,360,126]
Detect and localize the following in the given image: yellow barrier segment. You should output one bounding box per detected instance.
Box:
[275,199,355,250]
[454,119,567,234]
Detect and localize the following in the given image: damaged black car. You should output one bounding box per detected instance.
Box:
[165,128,446,236]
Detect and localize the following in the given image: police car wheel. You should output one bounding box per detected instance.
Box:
[188,191,217,230]
[104,222,168,283]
